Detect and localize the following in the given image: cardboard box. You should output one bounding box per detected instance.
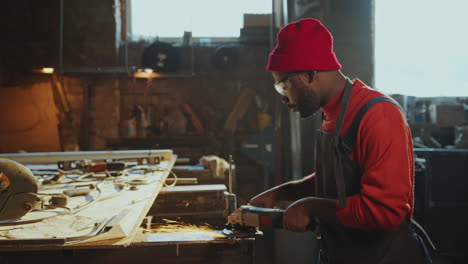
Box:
[243,14,271,27]
[436,104,465,126]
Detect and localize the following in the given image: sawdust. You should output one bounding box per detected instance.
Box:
[144,219,226,239]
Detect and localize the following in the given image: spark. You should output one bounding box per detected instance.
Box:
[144,219,226,239]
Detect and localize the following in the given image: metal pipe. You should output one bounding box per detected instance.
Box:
[228,155,233,194]
[59,0,64,74]
[270,0,275,52]
[124,0,129,72]
[0,150,173,165]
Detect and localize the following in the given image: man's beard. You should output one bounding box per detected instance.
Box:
[296,82,321,118]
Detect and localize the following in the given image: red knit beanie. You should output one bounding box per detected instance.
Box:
[267,18,341,72]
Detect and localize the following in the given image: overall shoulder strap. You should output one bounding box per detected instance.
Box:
[343,96,403,153]
[334,78,354,135]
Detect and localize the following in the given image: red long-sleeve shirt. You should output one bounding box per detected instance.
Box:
[306,79,414,231]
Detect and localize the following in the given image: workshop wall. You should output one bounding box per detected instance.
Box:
[59,76,86,151]
[0,0,273,210]
[61,0,119,69]
[0,79,61,153]
[0,0,120,86]
[0,1,59,86]
[87,77,121,150]
[119,45,273,138]
[0,0,121,152]
[0,0,274,152]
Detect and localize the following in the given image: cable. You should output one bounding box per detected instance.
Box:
[161,167,178,188]
[0,184,102,226]
[69,184,102,214]
[117,164,178,188]
[0,207,70,226]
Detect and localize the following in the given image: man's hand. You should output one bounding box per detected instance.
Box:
[249,189,279,208]
[282,199,313,232]
[282,197,338,232]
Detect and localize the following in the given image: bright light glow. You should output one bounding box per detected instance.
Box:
[131,68,164,78]
[375,0,468,96]
[42,68,54,74]
[34,67,54,74]
[131,0,272,38]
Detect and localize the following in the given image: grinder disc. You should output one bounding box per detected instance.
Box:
[222,224,261,238]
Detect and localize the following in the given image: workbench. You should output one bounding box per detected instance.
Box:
[0,150,256,264]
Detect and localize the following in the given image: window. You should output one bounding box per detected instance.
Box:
[131,0,272,38]
[375,0,468,96]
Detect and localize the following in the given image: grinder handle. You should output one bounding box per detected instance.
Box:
[243,205,315,231]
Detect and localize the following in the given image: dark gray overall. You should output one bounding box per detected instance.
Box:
[315,79,432,264]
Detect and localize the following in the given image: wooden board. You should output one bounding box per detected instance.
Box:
[159,184,226,194]
[132,231,237,245]
[0,149,173,164]
[0,150,175,251]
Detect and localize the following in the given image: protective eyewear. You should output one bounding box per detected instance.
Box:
[273,77,291,96]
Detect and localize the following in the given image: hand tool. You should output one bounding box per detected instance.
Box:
[63,185,95,197]
[82,161,126,173]
[222,205,315,237]
[49,194,70,207]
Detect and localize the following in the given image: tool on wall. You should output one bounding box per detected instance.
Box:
[82,161,126,173]
[142,41,180,73]
[57,156,161,171]
[181,103,205,134]
[212,44,239,71]
[223,85,255,135]
[51,73,73,123]
[223,155,237,218]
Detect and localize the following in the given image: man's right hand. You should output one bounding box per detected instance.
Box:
[249,189,280,208]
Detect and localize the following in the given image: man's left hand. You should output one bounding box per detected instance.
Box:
[282,198,313,232]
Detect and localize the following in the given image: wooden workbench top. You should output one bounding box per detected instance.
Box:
[0,151,176,251]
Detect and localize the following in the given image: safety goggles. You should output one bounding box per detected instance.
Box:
[273,76,291,96]
[273,71,315,96]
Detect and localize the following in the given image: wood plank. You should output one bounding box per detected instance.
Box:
[159,184,226,194]
[0,149,173,164]
[165,178,198,185]
[71,156,177,247]
[0,150,176,251]
[132,231,233,245]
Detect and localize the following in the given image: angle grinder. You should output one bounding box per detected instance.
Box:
[0,159,39,220]
[222,205,315,237]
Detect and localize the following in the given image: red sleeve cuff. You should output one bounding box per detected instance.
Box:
[304,173,316,191]
[335,198,348,224]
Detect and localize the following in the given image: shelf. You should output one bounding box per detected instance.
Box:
[55,67,197,79]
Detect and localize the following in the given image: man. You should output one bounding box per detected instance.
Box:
[250,18,432,263]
